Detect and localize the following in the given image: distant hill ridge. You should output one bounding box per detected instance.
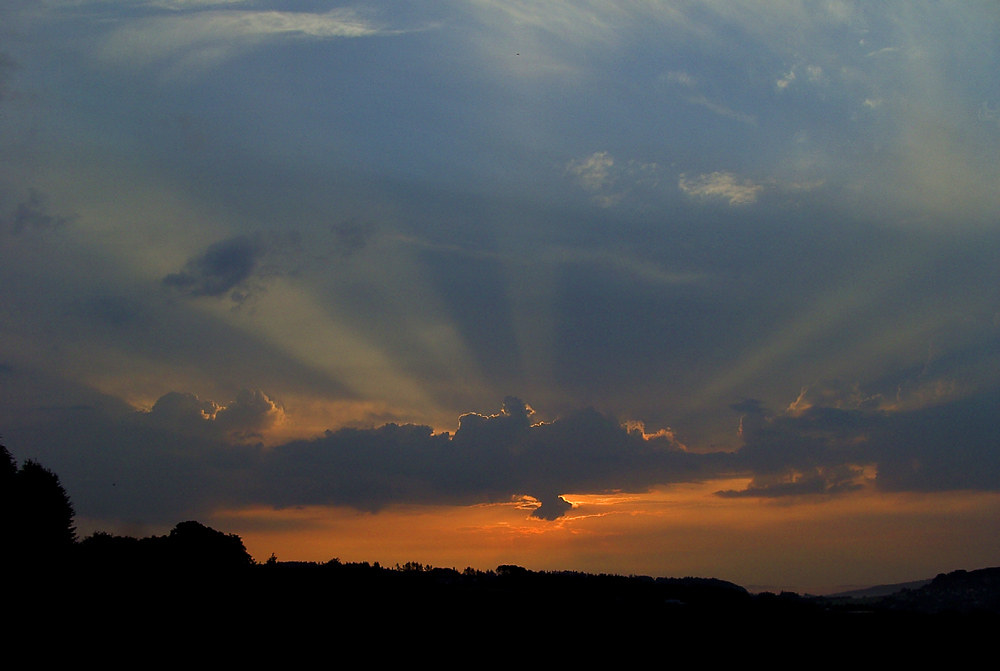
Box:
[827,579,932,599]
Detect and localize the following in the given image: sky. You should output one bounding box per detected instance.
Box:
[1,0,999,594]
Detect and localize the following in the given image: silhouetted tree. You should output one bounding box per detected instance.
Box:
[2,442,76,567]
[0,442,15,479]
[166,520,255,570]
[1,443,17,543]
[17,460,76,555]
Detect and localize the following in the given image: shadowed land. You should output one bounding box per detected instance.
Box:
[5,441,999,649]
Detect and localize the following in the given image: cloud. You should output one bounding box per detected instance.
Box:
[721,383,1000,498]
[683,94,757,125]
[9,384,1000,525]
[0,189,75,235]
[566,152,658,207]
[140,389,284,443]
[566,151,615,191]
[163,235,263,301]
[661,70,695,87]
[530,494,573,520]
[161,228,356,302]
[776,63,824,91]
[776,68,794,90]
[150,0,252,7]
[678,172,763,205]
[331,219,376,258]
[717,464,868,498]
[215,389,285,442]
[657,70,756,124]
[254,396,723,517]
[463,0,623,45]
[98,7,388,70]
[12,395,725,522]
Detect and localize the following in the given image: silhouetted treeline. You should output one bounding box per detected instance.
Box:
[5,440,999,648]
[77,520,255,573]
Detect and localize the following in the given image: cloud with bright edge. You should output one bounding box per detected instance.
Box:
[13,381,1000,529]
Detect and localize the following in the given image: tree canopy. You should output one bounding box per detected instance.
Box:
[2,441,76,567]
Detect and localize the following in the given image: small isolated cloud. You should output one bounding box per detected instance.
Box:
[777,68,795,90]
[530,494,573,520]
[566,151,615,191]
[679,172,763,206]
[566,151,622,207]
[661,70,695,87]
[776,64,823,91]
[0,188,75,235]
[566,152,658,207]
[163,235,263,301]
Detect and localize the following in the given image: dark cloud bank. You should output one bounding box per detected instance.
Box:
[259,397,722,520]
[7,388,1000,525]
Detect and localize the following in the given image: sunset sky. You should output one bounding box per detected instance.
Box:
[2,0,999,594]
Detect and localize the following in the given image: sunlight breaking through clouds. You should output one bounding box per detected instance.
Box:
[3,0,1000,593]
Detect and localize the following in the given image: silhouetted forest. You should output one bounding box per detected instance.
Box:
[5,441,999,647]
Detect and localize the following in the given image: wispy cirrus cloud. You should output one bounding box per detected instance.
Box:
[658,70,756,125]
[463,0,625,44]
[685,94,757,125]
[97,7,390,70]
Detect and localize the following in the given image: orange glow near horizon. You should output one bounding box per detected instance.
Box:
[206,481,1000,596]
